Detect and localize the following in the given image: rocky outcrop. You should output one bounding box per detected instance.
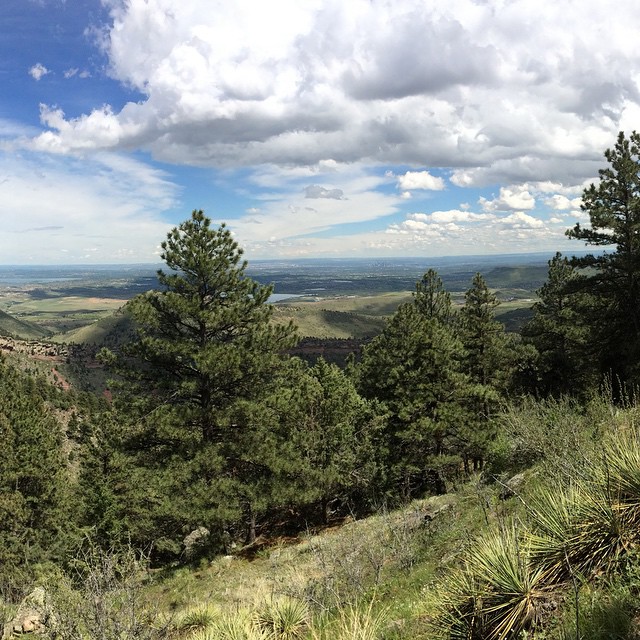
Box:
[2,588,56,638]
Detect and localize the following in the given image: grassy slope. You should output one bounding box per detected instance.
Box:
[46,289,533,345]
[272,293,410,339]
[51,310,133,345]
[145,493,478,638]
[0,308,50,339]
[141,398,640,639]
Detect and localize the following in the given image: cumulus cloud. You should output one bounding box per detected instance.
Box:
[22,0,640,188]
[480,186,536,212]
[397,170,445,191]
[409,210,494,224]
[500,212,545,228]
[304,185,345,200]
[544,194,583,210]
[29,63,50,81]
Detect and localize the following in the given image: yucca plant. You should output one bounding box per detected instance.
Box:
[528,461,637,582]
[470,526,549,639]
[175,604,219,635]
[196,610,268,640]
[432,564,487,639]
[309,600,387,640]
[601,428,640,525]
[434,525,550,640]
[254,598,309,639]
[526,486,577,584]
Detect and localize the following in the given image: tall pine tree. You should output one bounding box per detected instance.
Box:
[523,253,595,396]
[0,357,69,590]
[566,131,640,388]
[100,210,298,555]
[457,273,506,470]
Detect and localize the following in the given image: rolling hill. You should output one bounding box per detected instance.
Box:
[0,308,51,340]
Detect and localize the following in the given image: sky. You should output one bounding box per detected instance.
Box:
[0,0,639,264]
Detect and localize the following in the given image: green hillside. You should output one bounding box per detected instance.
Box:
[53,290,533,345]
[51,308,134,345]
[0,308,51,340]
[273,306,386,339]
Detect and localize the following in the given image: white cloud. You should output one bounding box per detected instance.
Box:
[480,186,536,212]
[29,63,50,81]
[531,181,587,196]
[544,194,583,210]
[22,0,640,189]
[231,163,402,249]
[12,0,640,262]
[304,185,345,200]
[500,212,545,228]
[374,207,567,256]
[397,170,445,192]
[409,210,494,224]
[0,149,178,263]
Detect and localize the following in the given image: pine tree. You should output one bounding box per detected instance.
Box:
[523,253,595,396]
[296,358,382,523]
[105,210,297,442]
[566,131,640,387]
[100,210,298,555]
[357,299,468,499]
[414,268,453,322]
[0,357,69,589]
[457,273,506,470]
[460,273,503,386]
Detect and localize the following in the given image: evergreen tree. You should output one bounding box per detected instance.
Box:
[295,358,382,523]
[457,273,505,469]
[104,210,297,442]
[414,268,453,322]
[566,131,640,387]
[357,299,468,499]
[100,210,298,555]
[0,357,69,589]
[460,273,503,387]
[523,253,595,396]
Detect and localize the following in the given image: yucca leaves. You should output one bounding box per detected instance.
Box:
[435,421,640,639]
[309,600,387,640]
[434,526,550,639]
[175,604,219,634]
[470,527,549,639]
[601,428,640,514]
[254,598,309,639]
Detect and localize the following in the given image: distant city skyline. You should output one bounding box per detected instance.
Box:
[1,0,637,264]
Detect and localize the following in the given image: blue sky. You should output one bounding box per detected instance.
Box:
[1,0,639,264]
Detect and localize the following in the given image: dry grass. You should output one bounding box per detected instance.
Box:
[148,496,453,620]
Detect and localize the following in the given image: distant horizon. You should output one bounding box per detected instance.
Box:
[0,247,606,270]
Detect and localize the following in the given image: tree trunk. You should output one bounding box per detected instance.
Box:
[245,505,256,545]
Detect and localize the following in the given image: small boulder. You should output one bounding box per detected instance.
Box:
[3,587,54,638]
[500,472,526,499]
[183,526,211,560]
